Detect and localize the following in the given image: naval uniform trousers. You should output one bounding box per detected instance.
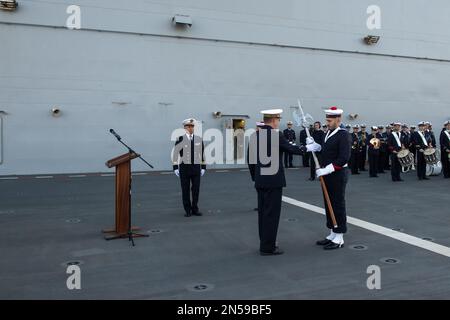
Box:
[359,145,367,171]
[350,150,359,174]
[416,151,427,179]
[368,150,379,177]
[322,168,348,234]
[390,153,402,181]
[257,187,283,253]
[441,147,450,178]
[179,164,201,214]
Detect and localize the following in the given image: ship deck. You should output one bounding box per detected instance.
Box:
[1,167,449,299]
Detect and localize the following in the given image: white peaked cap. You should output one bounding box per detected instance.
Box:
[260,109,283,118]
[182,118,196,126]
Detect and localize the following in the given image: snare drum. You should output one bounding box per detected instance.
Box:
[423,148,438,165]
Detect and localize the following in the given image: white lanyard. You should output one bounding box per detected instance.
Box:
[393,131,401,147]
[325,127,340,143]
[445,130,450,142]
[418,131,428,146]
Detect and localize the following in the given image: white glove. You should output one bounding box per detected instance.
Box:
[201,169,206,176]
[306,137,315,145]
[306,142,321,152]
[174,169,180,177]
[316,163,335,178]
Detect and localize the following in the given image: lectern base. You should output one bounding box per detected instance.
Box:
[102,227,149,240]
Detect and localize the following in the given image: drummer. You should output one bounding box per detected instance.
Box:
[387,122,404,182]
[412,121,432,180]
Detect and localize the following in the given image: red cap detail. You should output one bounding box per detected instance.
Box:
[330,106,337,110]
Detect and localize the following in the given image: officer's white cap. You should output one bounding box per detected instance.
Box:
[324,106,343,117]
[287,121,293,125]
[393,122,402,126]
[444,120,450,126]
[182,118,196,126]
[371,126,378,130]
[260,109,283,118]
[353,124,360,129]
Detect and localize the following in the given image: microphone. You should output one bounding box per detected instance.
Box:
[109,129,121,141]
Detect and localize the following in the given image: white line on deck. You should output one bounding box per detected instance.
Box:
[215,170,230,173]
[132,172,148,176]
[0,177,18,180]
[35,176,53,179]
[68,175,86,178]
[240,169,249,172]
[160,172,174,175]
[100,173,115,177]
[282,195,450,258]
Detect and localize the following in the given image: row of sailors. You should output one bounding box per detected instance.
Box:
[282,120,450,180]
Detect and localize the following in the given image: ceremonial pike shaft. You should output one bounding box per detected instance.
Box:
[297,99,338,228]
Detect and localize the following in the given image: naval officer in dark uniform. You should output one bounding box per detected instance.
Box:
[350,125,360,175]
[358,124,368,171]
[366,126,380,178]
[248,109,321,255]
[283,121,296,168]
[387,122,404,182]
[315,106,351,250]
[411,122,432,180]
[440,120,450,178]
[172,118,206,217]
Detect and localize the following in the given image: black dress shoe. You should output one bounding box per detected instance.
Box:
[316,239,332,246]
[308,177,315,181]
[323,242,344,250]
[423,177,430,180]
[184,212,192,217]
[253,207,258,211]
[260,248,284,256]
[192,211,203,216]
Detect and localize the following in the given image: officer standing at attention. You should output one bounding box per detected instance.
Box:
[172,118,206,217]
[248,109,321,255]
[283,121,296,168]
[350,125,360,175]
[439,120,450,178]
[299,125,310,167]
[358,124,368,172]
[412,122,431,180]
[409,125,417,158]
[387,122,404,182]
[384,125,392,170]
[315,106,351,250]
[366,126,380,178]
[377,125,386,174]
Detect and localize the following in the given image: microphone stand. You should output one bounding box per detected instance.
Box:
[109,129,153,246]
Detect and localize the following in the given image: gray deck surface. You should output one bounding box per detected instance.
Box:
[1,167,449,299]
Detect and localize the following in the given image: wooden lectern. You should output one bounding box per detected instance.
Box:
[102,152,149,241]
